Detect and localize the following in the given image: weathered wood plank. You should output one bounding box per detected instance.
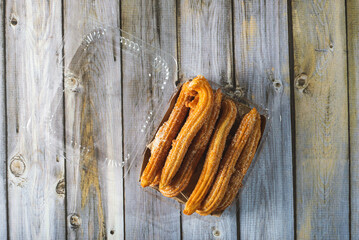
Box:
[292,1,349,239]
[233,0,294,239]
[63,1,123,239]
[0,0,6,238]
[177,1,237,239]
[347,0,359,239]
[5,0,66,239]
[121,1,181,239]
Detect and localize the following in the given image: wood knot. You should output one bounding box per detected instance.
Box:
[10,155,26,177]
[212,229,221,237]
[10,14,18,26]
[65,74,82,92]
[56,179,65,194]
[272,80,282,91]
[69,214,81,228]
[295,73,308,91]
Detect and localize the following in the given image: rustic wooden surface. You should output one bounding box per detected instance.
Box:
[1,0,358,239]
[348,0,359,239]
[0,0,5,239]
[292,1,349,239]
[234,1,294,239]
[5,1,66,239]
[63,1,123,239]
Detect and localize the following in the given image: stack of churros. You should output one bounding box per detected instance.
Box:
[141,75,263,216]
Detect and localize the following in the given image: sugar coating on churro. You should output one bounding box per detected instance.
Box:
[196,108,259,215]
[215,113,261,212]
[160,76,214,189]
[160,89,222,197]
[183,98,237,215]
[141,82,192,187]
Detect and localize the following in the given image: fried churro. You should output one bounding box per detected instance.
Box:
[183,98,237,215]
[160,89,222,197]
[197,108,259,215]
[160,76,214,189]
[141,82,192,187]
[215,114,262,212]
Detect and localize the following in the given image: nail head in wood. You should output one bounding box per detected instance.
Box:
[10,155,26,177]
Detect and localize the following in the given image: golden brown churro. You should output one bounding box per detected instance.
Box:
[160,76,214,189]
[159,89,223,197]
[141,82,192,187]
[150,173,161,187]
[196,108,259,215]
[183,98,237,215]
[215,114,261,212]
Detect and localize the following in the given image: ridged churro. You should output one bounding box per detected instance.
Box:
[150,173,161,187]
[141,82,192,187]
[183,98,237,215]
[160,89,222,197]
[160,76,214,189]
[215,114,261,212]
[197,108,259,215]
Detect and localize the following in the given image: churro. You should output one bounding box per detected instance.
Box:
[183,98,237,215]
[150,173,161,187]
[215,114,261,212]
[160,89,222,197]
[197,108,259,215]
[160,76,214,189]
[141,82,192,187]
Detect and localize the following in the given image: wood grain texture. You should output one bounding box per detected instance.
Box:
[347,0,359,239]
[5,0,65,239]
[177,0,237,239]
[233,0,294,239]
[0,0,6,238]
[63,1,123,239]
[121,1,182,239]
[292,1,349,239]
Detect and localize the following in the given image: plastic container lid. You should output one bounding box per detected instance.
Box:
[46,25,178,181]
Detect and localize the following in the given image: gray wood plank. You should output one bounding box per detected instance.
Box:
[121,1,182,239]
[5,0,66,239]
[177,1,237,239]
[347,0,359,239]
[0,0,6,238]
[63,1,123,239]
[292,1,349,239]
[233,1,294,239]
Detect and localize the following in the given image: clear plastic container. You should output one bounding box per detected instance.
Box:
[44,23,270,215]
[46,24,178,182]
[140,79,270,216]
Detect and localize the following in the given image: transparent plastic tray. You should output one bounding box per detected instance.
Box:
[43,22,271,216]
[139,79,270,216]
[46,24,178,181]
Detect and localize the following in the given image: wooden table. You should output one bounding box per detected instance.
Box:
[1,0,358,239]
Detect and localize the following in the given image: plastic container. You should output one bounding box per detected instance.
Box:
[140,79,269,216]
[45,23,270,215]
[46,24,178,181]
